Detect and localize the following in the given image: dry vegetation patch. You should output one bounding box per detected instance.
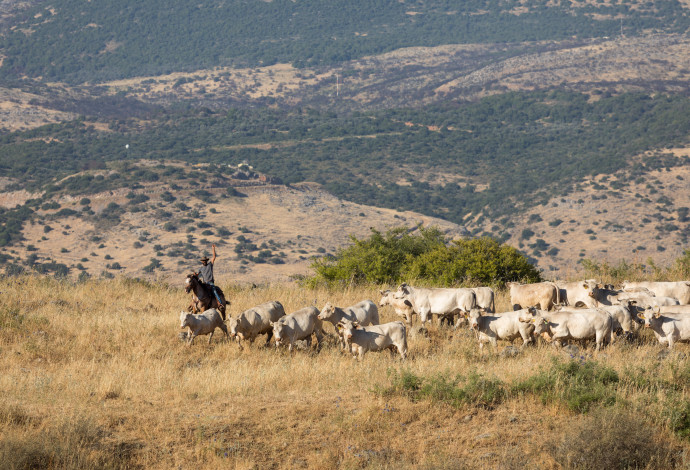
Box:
[1,275,689,468]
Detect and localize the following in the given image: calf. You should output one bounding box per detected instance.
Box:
[227,301,285,349]
[179,308,228,346]
[638,306,690,349]
[507,282,559,311]
[337,319,407,360]
[525,307,613,351]
[379,290,415,324]
[467,308,535,352]
[394,283,476,326]
[318,300,379,349]
[557,300,638,339]
[270,306,324,352]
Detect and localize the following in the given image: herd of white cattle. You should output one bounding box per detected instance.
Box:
[179,280,690,358]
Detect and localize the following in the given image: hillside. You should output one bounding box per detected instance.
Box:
[1,0,687,83]
[0,161,467,284]
[0,156,687,283]
[0,2,688,281]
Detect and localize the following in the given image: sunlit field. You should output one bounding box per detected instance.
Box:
[1,275,689,469]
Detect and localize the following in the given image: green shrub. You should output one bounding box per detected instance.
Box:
[306,226,540,288]
[374,368,505,409]
[513,358,618,413]
[662,393,690,439]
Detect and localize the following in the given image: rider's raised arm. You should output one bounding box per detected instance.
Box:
[211,243,217,265]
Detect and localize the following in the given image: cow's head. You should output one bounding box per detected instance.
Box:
[468,308,483,330]
[227,317,239,338]
[395,283,411,297]
[379,290,392,307]
[638,306,661,328]
[180,311,192,329]
[337,320,358,342]
[318,302,335,321]
[271,320,287,346]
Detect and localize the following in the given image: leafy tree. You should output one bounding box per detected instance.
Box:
[306,227,539,288]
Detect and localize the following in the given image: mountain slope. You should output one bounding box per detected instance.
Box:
[2,0,688,83]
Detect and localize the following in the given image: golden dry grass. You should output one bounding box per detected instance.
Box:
[1,275,690,469]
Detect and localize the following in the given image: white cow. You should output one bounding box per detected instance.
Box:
[337,319,407,360]
[394,283,476,326]
[379,289,415,324]
[227,301,285,349]
[467,308,536,352]
[557,300,637,339]
[318,300,379,349]
[507,282,560,311]
[622,281,690,305]
[659,305,690,315]
[555,280,599,308]
[638,306,690,349]
[525,307,613,351]
[179,309,228,346]
[615,291,680,307]
[471,287,495,313]
[270,306,324,352]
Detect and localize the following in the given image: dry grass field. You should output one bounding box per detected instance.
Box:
[2,275,690,469]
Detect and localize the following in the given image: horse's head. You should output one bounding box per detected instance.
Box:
[184,273,198,293]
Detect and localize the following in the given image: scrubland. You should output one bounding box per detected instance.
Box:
[1,275,690,469]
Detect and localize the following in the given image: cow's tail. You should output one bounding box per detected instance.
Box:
[551,282,561,306]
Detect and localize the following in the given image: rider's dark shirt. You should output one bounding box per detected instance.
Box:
[199,262,214,284]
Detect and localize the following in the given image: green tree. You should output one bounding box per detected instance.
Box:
[306,227,540,288]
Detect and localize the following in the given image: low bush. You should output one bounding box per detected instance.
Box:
[512,358,618,413]
[374,368,506,409]
[551,407,676,469]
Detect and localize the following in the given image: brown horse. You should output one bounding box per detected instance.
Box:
[185,273,228,320]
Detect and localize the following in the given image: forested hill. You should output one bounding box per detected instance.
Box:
[1,0,689,83]
[1,91,689,229]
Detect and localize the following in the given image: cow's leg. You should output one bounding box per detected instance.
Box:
[489,335,498,350]
[398,344,407,360]
[188,333,197,346]
[264,330,273,347]
[357,348,366,361]
[208,331,214,344]
[220,323,229,340]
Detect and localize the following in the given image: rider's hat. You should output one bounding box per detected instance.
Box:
[200,255,210,263]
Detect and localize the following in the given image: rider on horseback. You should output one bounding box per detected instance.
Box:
[198,244,224,309]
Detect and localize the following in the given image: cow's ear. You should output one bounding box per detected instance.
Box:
[404,300,412,308]
[654,307,661,318]
[582,283,589,289]
[353,322,359,328]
